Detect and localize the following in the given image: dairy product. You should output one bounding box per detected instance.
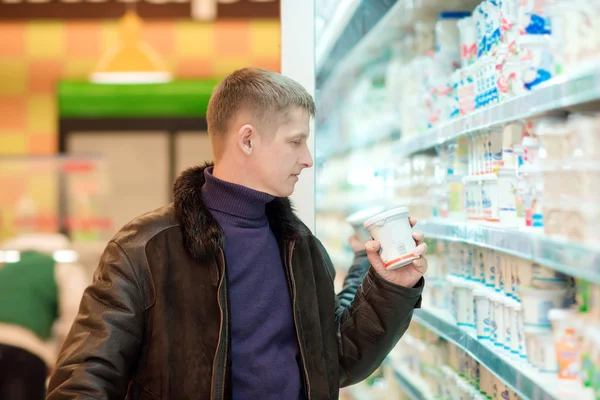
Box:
[519,35,555,90]
[518,0,552,35]
[364,207,417,270]
[548,308,581,380]
[525,327,558,372]
[346,206,386,242]
[457,16,477,67]
[519,285,567,327]
[474,288,491,340]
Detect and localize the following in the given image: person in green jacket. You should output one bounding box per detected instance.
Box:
[0,234,88,400]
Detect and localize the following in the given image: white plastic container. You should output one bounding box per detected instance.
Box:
[364,207,417,270]
[519,35,555,91]
[497,168,519,227]
[519,285,567,328]
[485,249,496,288]
[474,288,491,340]
[524,327,558,373]
[457,16,477,67]
[482,177,499,223]
[503,255,514,298]
[503,296,512,351]
[508,301,522,355]
[501,122,523,168]
[346,206,386,243]
[531,263,567,289]
[494,295,506,348]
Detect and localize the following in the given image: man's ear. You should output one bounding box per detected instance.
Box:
[238,124,255,155]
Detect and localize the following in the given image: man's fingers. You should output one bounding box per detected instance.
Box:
[413,242,428,257]
[412,231,424,245]
[411,257,428,272]
[409,216,417,228]
[365,240,385,270]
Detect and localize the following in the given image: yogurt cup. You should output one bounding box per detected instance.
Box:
[457,16,477,66]
[346,206,386,243]
[531,263,567,289]
[474,288,491,340]
[519,35,555,90]
[508,300,522,355]
[519,285,567,328]
[363,207,417,270]
[525,327,558,373]
[494,294,506,348]
[503,296,512,351]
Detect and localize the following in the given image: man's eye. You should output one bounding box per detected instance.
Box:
[291,141,301,146]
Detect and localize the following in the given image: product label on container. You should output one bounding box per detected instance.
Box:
[555,332,580,380]
[476,5,487,57]
[486,0,502,53]
[518,0,551,35]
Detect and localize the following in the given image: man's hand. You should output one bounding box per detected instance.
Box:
[348,235,366,254]
[365,216,428,288]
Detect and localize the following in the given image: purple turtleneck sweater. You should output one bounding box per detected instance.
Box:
[201,168,302,400]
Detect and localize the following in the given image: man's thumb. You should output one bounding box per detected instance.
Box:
[365,240,386,271]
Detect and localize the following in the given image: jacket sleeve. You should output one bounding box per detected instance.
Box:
[337,250,370,308]
[317,240,423,388]
[46,241,145,400]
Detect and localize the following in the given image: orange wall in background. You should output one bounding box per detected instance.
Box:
[0,19,281,155]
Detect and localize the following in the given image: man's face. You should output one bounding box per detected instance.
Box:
[252,108,313,197]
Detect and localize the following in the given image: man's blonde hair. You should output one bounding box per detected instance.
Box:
[207,67,316,159]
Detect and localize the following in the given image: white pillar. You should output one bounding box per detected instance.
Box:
[281,0,316,232]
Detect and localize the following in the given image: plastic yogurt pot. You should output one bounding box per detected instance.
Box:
[531,263,567,289]
[346,206,386,243]
[519,285,567,328]
[508,301,522,355]
[525,327,558,373]
[494,295,506,348]
[474,288,491,340]
[363,207,417,270]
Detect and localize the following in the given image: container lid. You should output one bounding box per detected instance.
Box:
[346,206,386,227]
[439,11,471,19]
[548,308,576,321]
[363,206,410,230]
[523,326,553,335]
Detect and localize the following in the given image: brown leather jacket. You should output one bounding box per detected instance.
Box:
[46,164,423,400]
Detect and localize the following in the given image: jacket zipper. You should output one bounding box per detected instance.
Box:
[287,241,311,399]
[210,250,227,400]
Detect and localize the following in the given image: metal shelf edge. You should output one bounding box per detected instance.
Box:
[412,309,559,400]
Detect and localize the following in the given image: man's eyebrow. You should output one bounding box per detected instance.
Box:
[291,132,309,139]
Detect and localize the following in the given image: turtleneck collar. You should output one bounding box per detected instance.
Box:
[201,167,274,220]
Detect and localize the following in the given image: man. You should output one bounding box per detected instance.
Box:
[0,233,87,399]
[47,68,427,400]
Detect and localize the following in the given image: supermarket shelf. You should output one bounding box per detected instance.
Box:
[397,66,600,158]
[316,0,397,87]
[418,219,600,284]
[413,308,562,400]
[390,363,431,400]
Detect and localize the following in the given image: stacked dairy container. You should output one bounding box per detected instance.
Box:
[391,323,523,400]
[394,0,600,135]
[423,239,600,396]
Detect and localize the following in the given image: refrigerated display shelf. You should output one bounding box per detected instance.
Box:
[316,0,398,87]
[397,66,600,158]
[418,220,600,284]
[412,308,563,400]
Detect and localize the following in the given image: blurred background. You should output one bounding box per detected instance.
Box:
[3,0,600,399]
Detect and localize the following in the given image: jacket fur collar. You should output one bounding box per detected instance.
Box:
[173,162,309,264]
